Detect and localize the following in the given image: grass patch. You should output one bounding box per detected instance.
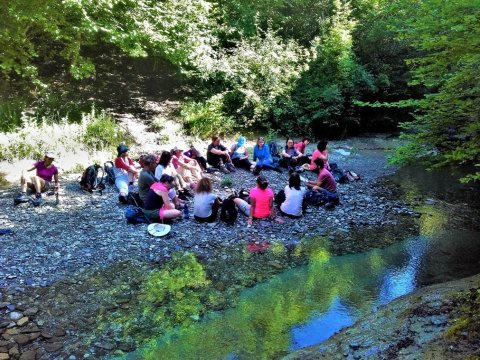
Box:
[220,175,233,187]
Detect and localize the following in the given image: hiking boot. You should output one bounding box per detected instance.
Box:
[181,189,194,198]
[252,166,261,176]
[32,197,43,207]
[206,167,217,173]
[14,192,29,206]
[226,163,236,173]
[219,165,230,174]
[118,194,128,204]
[273,166,283,173]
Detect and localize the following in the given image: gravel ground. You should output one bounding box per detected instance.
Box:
[0,136,418,291]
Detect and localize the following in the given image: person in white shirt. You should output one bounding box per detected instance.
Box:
[276,172,307,218]
[194,178,222,223]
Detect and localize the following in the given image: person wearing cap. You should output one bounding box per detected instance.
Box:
[171,146,202,183]
[230,136,255,171]
[14,152,59,206]
[114,144,140,204]
[183,145,207,171]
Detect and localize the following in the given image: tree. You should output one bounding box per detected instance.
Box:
[389,0,480,182]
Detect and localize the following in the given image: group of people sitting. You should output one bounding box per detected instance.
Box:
[12,136,338,226]
[112,136,338,224]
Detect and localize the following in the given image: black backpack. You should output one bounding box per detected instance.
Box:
[104,161,115,185]
[80,164,105,193]
[220,198,238,225]
[268,140,281,158]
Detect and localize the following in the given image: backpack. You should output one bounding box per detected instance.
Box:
[104,161,115,185]
[220,198,238,225]
[80,164,105,193]
[305,189,339,206]
[268,140,281,159]
[125,206,149,224]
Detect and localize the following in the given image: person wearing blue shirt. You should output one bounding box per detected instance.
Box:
[252,137,282,175]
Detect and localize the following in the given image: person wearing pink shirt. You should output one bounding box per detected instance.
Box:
[309,140,330,172]
[14,151,59,206]
[233,175,281,226]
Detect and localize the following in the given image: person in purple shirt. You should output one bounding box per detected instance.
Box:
[14,151,59,206]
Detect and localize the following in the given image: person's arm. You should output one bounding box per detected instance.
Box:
[242,148,249,160]
[317,150,328,161]
[156,190,175,210]
[54,172,59,190]
[247,197,256,225]
[269,196,276,218]
[281,148,290,158]
[210,147,227,156]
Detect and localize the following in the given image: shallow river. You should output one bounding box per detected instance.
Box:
[120,166,480,360]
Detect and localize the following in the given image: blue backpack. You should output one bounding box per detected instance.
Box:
[125,206,149,224]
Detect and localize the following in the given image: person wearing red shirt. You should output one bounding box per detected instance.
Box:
[114,144,140,203]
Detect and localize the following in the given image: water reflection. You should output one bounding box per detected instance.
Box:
[124,229,479,360]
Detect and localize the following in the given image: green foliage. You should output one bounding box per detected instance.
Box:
[389,0,480,182]
[180,96,235,138]
[286,0,375,136]
[83,109,133,152]
[220,175,233,187]
[0,108,129,161]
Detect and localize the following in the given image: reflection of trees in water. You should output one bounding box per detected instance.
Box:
[139,237,422,360]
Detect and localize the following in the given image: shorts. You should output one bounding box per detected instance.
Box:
[27,180,51,192]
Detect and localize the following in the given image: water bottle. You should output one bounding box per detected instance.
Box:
[183,205,190,219]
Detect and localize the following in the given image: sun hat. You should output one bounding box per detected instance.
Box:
[45,151,56,159]
[117,144,129,156]
[147,223,171,237]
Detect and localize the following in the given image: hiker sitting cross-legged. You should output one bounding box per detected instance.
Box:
[279,138,306,171]
[305,158,339,207]
[207,135,236,174]
[142,174,182,223]
[193,178,222,223]
[114,144,140,204]
[275,172,307,218]
[252,137,282,175]
[230,136,255,171]
[14,151,59,206]
[233,175,281,225]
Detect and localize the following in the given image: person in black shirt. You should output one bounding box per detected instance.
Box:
[206,136,236,174]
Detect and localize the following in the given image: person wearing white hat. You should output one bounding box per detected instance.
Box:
[14,151,59,206]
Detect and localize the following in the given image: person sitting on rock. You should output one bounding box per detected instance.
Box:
[171,146,202,183]
[114,144,140,204]
[183,145,207,172]
[14,151,59,206]
[142,174,183,223]
[230,136,255,171]
[138,154,158,207]
[233,175,281,225]
[252,137,282,175]
[275,171,307,218]
[193,177,222,223]
[309,140,330,172]
[207,135,236,174]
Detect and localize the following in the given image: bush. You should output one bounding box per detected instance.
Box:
[0,108,131,161]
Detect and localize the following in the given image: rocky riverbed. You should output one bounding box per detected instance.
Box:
[0,136,478,359]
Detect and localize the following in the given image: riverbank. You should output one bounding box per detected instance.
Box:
[286,273,480,360]
[0,136,479,359]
